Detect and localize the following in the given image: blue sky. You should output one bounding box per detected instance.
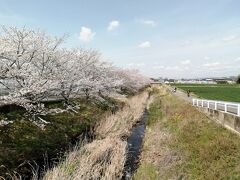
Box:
[0,0,240,78]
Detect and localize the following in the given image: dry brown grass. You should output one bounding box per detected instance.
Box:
[140,126,181,177]
[43,90,151,180]
[134,91,183,179]
[95,91,149,139]
[44,137,126,180]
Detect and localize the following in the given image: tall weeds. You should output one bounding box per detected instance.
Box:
[95,92,148,139]
[43,90,150,179]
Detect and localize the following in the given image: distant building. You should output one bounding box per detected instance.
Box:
[151,77,164,84]
[176,79,216,84]
[163,78,176,84]
[151,76,236,85]
[214,78,235,84]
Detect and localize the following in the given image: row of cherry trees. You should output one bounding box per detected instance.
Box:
[0,27,151,117]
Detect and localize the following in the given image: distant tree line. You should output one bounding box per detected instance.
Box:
[237,75,240,84]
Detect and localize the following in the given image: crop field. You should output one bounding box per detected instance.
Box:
[172,84,240,103]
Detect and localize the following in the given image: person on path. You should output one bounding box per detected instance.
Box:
[148,90,151,99]
[187,89,190,97]
[173,87,177,93]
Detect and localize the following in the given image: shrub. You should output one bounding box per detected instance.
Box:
[236,75,240,84]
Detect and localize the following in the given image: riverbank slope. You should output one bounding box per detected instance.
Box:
[134,86,240,179]
[43,89,152,179]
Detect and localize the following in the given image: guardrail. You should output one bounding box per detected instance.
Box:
[193,98,240,117]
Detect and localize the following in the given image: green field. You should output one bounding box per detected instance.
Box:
[173,84,240,102]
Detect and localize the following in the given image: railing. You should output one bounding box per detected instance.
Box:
[193,98,240,117]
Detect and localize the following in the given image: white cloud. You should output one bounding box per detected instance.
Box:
[166,66,181,71]
[138,41,151,48]
[107,20,120,31]
[153,65,182,71]
[222,35,237,42]
[203,62,221,68]
[139,19,157,27]
[234,57,240,62]
[181,60,191,65]
[204,56,210,60]
[127,63,145,67]
[79,26,96,42]
[153,65,165,70]
[180,40,192,47]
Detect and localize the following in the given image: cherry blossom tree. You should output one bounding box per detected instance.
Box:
[0,27,65,114]
[0,26,151,123]
[115,69,152,93]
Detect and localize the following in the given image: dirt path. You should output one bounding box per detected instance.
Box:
[167,85,194,103]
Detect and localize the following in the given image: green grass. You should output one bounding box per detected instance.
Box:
[133,162,158,180]
[168,119,237,179]
[173,84,240,102]
[162,94,240,179]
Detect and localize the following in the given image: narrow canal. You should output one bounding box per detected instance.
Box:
[123,108,149,179]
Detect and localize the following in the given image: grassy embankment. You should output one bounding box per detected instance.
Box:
[134,86,240,179]
[0,97,118,179]
[173,84,240,102]
[43,90,151,179]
